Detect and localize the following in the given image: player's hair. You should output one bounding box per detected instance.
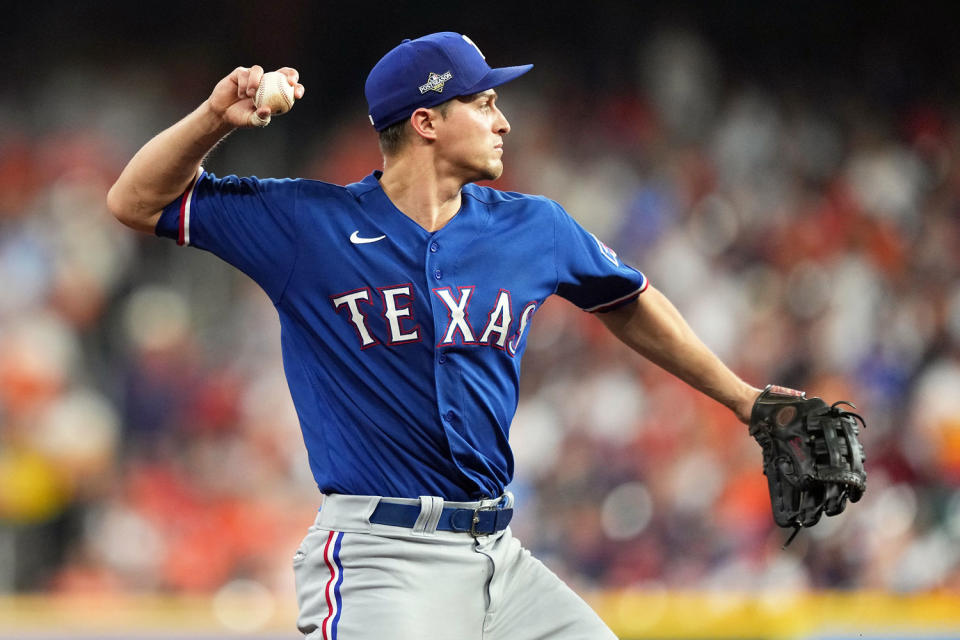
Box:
[378,99,455,156]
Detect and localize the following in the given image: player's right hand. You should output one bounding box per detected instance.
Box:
[207,65,306,128]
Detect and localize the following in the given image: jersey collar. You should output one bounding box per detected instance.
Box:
[348,171,482,240]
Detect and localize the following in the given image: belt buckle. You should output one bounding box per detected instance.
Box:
[469,504,498,537]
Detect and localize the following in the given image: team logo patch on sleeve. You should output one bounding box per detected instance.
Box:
[590,233,620,267]
[419,71,453,94]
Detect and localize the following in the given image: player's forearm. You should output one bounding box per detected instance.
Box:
[598,286,760,423]
[107,100,234,232]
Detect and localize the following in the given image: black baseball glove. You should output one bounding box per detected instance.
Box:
[749,385,867,546]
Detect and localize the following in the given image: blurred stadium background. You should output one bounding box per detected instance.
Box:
[3,1,960,638]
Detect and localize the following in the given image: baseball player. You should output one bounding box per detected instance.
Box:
[108,32,762,640]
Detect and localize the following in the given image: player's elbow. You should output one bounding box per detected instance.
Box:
[106,182,161,233]
[105,182,128,222]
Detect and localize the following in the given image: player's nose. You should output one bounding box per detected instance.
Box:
[494,106,510,135]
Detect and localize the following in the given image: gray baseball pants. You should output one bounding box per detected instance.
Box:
[293,493,617,640]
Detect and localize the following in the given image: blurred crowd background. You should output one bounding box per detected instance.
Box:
[2,0,960,617]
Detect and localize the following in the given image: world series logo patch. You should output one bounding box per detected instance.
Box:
[419,71,453,94]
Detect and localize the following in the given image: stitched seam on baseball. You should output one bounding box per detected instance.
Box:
[278,75,293,110]
[256,77,267,108]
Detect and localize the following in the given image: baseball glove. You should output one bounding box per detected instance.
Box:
[749,385,867,547]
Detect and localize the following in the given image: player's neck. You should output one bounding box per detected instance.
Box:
[379,155,463,233]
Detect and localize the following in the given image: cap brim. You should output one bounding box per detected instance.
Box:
[461,64,533,95]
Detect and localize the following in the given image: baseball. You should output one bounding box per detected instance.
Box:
[250,71,295,126]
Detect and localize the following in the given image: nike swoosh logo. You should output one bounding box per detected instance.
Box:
[350,230,386,244]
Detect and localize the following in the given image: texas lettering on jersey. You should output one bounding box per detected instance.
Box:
[331,283,538,357]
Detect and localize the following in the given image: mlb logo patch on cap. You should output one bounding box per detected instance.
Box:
[419,71,453,94]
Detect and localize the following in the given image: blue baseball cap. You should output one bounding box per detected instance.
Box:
[365,32,533,131]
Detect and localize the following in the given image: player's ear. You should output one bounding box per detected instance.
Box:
[410,107,439,142]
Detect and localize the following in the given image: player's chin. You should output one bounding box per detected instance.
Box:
[462,158,503,184]
[480,160,504,182]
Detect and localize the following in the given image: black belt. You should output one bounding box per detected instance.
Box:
[369,500,513,537]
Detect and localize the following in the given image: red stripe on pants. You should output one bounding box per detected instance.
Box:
[321,531,337,640]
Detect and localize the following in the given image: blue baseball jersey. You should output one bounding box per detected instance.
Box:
[157,170,647,501]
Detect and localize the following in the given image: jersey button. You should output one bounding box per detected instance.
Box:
[430,242,439,253]
[433,269,442,280]
[444,411,455,422]
[438,353,447,364]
